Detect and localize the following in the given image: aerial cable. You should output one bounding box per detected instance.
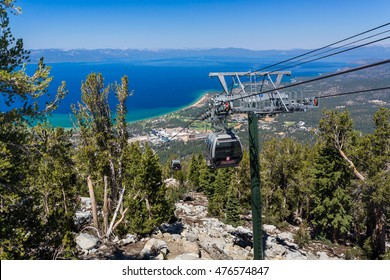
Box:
[165,24,390,139]
[171,59,390,137]
[264,35,390,74]
[168,106,211,141]
[212,22,390,102]
[229,59,390,102]
[252,22,390,72]
[222,30,390,98]
[276,29,390,70]
[317,86,390,99]
[231,35,390,98]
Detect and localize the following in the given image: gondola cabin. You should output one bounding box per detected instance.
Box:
[205,131,243,168]
[171,159,182,171]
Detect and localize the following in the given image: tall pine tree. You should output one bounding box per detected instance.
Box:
[1,1,71,259]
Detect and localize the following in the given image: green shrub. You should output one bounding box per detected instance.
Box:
[294,223,310,248]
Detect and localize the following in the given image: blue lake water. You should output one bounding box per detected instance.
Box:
[3,58,351,127]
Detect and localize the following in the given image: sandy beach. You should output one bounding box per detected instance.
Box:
[188,93,210,109]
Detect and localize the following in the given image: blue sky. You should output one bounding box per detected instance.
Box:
[10,0,390,50]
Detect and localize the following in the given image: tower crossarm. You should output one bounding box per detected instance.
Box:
[202,70,319,125]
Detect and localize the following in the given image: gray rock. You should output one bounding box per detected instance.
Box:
[182,240,200,256]
[184,232,198,242]
[161,247,169,255]
[162,232,173,241]
[119,234,137,246]
[266,236,277,249]
[265,244,287,257]
[171,234,182,241]
[75,233,100,250]
[284,250,307,260]
[230,226,253,248]
[263,224,277,234]
[307,252,318,260]
[175,203,193,215]
[141,238,168,259]
[75,211,92,221]
[80,197,91,209]
[318,251,330,260]
[317,251,339,260]
[175,253,200,260]
[277,232,294,242]
[223,244,250,260]
[236,226,252,235]
[198,236,226,252]
[213,239,226,251]
[226,225,236,233]
[154,253,165,260]
[154,230,163,239]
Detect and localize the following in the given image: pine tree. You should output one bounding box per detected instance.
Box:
[187,153,201,188]
[310,146,353,241]
[72,73,138,239]
[198,161,215,196]
[0,1,70,259]
[355,108,390,258]
[114,76,131,194]
[0,1,66,120]
[236,150,251,209]
[123,144,173,235]
[260,138,308,224]
[319,110,364,181]
[225,180,241,227]
[27,123,77,258]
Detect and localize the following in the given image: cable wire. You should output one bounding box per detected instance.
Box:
[169,106,211,141]
[167,23,390,140]
[266,35,390,74]
[275,29,390,70]
[317,86,390,99]
[229,59,390,102]
[253,22,390,72]
[175,59,390,137]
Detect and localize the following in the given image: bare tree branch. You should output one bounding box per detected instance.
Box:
[339,149,365,181]
[112,207,128,233]
[87,176,99,230]
[106,187,126,238]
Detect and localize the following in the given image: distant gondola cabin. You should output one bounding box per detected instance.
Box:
[171,159,182,171]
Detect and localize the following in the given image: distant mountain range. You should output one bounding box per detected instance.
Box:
[28,46,390,64]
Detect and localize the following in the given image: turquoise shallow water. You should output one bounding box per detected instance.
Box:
[46,89,209,128]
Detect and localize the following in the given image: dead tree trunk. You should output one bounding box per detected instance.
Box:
[62,188,68,214]
[109,157,118,200]
[374,211,387,256]
[106,187,126,238]
[87,176,99,230]
[339,149,365,181]
[103,176,109,234]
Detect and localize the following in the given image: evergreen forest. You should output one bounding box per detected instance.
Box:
[0,1,389,260]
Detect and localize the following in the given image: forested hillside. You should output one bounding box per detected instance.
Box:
[1,2,174,259]
[167,108,389,259]
[0,1,388,260]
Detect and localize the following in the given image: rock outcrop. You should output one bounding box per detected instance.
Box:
[75,192,341,260]
[76,233,100,251]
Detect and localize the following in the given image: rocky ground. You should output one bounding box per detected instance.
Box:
[75,192,345,260]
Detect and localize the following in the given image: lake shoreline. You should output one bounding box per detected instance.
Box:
[46,90,211,129]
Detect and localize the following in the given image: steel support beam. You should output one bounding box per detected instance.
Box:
[248,112,263,260]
